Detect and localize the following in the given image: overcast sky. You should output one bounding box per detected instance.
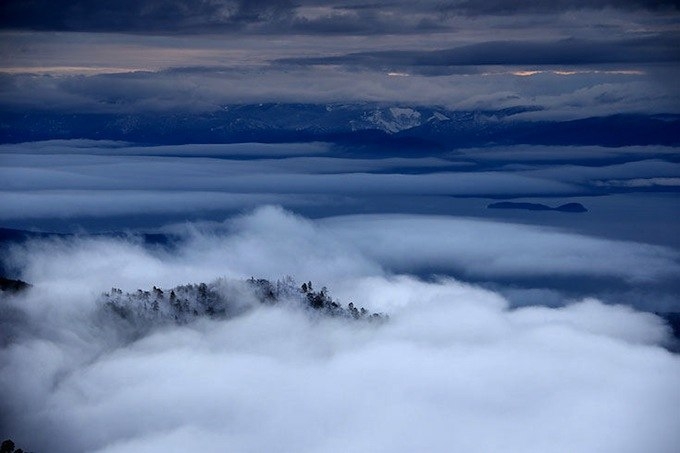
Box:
[1,4,680,452]
[0,0,678,116]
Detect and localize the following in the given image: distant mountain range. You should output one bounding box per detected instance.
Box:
[488,202,588,213]
[0,227,172,246]
[2,104,678,149]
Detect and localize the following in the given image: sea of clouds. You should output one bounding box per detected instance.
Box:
[1,206,679,452]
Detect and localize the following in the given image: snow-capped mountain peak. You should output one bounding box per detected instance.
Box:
[362,107,422,133]
[427,111,450,122]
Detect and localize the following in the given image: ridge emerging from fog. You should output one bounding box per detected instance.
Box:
[100,277,386,332]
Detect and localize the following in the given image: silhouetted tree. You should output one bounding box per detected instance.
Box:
[100,276,387,325]
[1,439,15,453]
[198,283,208,302]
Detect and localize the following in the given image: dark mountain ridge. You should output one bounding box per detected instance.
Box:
[2,104,677,149]
[488,202,588,212]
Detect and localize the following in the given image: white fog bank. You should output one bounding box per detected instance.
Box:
[1,207,678,452]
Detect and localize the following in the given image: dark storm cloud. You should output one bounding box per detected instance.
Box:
[0,0,294,33]
[1,1,677,116]
[0,0,437,35]
[441,0,680,15]
[280,35,680,69]
[1,0,678,34]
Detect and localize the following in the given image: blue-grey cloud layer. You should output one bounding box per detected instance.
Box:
[2,0,678,33]
[1,0,678,119]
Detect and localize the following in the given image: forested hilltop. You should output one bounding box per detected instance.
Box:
[101,277,386,330]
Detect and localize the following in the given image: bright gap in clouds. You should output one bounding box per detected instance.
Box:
[1,206,679,453]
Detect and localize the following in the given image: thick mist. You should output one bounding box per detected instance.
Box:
[1,207,679,452]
